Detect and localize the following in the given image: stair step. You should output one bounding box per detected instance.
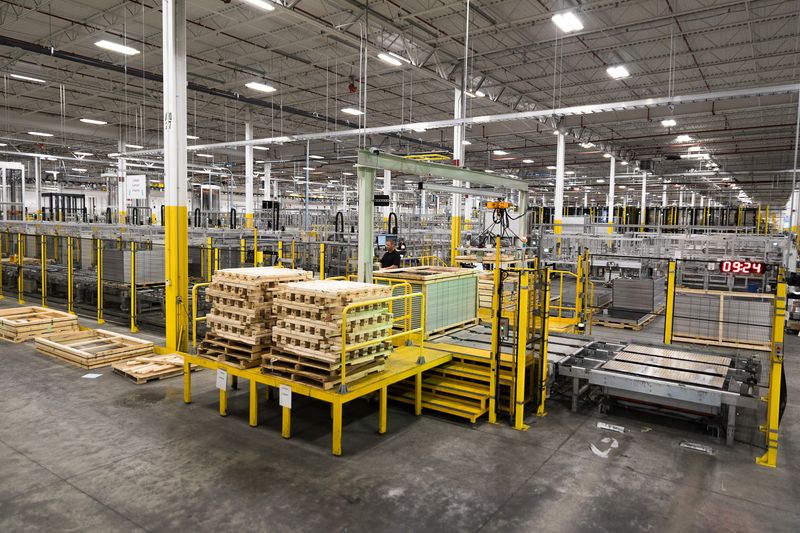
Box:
[421,375,489,400]
[434,361,492,382]
[389,388,487,422]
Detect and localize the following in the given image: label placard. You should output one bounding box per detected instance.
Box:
[126,174,147,200]
[279,384,292,409]
[215,369,228,390]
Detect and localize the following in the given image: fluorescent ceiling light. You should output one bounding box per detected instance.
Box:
[302,167,314,171]
[10,73,46,84]
[28,131,53,137]
[484,169,496,173]
[95,40,140,56]
[45,170,59,175]
[552,131,559,135]
[245,81,277,93]
[474,90,486,98]
[552,12,584,33]
[596,179,606,183]
[580,142,595,148]
[255,160,265,164]
[565,171,575,175]
[619,185,627,189]
[377,53,403,67]
[341,107,364,116]
[621,161,629,166]
[73,151,93,157]
[342,172,354,176]
[688,146,702,152]
[412,128,427,133]
[0,143,7,147]
[462,140,472,145]
[522,159,534,164]
[675,135,693,143]
[493,150,509,155]
[253,146,269,151]
[125,144,143,149]
[242,0,276,11]
[197,154,214,158]
[546,165,557,170]
[661,118,677,127]
[71,168,87,172]
[606,65,630,79]
[308,155,324,159]
[603,153,612,158]
[187,135,200,140]
[80,118,108,125]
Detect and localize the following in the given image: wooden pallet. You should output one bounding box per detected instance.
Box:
[112,353,196,384]
[197,333,267,369]
[35,329,154,369]
[0,306,80,343]
[593,312,658,331]
[262,353,387,390]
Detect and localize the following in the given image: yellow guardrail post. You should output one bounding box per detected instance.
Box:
[206,237,213,281]
[513,270,530,430]
[663,260,676,344]
[130,241,138,333]
[253,228,259,266]
[537,267,551,417]
[278,240,283,264]
[192,282,210,348]
[291,238,296,268]
[756,271,786,468]
[67,236,74,314]
[40,235,47,307]
[240,238,246,266]
[488,236,501,424]
[97,238,104,324]
[319,243,326,280]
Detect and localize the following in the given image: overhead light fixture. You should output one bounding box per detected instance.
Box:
[377,53,403,67]
[580,142,595,148]
[73,151,93,157]
[253,146,269,151]
[0,143,7,147]
[245,81,277,93]
[412,127,427,133]
[95,40,140,56]
[484,169,496,173]
[197,154,214,158]
[596,179,606,183]
[255,160,265,164]
[552,12,584,33]
[125,144,143,149]
[675,135,693,143]
[187,135,200,140]
[546,165,557,170]
[493,150,509,155]
[342,172,354,176]
[242,0,276,12]
[522,159,534,164]
[71,168,87,172]
[462,140,472,145]
[45,170,59,175]
[661,118,677,128]
[552,131,559,135]
[688,146,702,152]
[28,131,53,137]
[621,161,629,166]
[10,73,46,84]
[619,185,627,189]
[80,118,108,125]
[603,153,612,158]
[341,107,364,116]
[565,171,575,175]
[302,167,314,171]
[606,65,630,79]
[474,90,486,98]
[308,155,324,159]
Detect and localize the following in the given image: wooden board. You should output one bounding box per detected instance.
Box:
[35,329,154,369]
[112,353,197,384]
[0,306,79,343]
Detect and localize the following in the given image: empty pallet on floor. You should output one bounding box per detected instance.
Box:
[0,306,79,342]
[35,329,154,369]
[112,353,195,384]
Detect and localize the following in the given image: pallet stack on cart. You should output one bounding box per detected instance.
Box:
[264,280,394,389]
[198,267,312,368]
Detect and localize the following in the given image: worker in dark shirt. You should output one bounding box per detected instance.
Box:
[380,239,402,269]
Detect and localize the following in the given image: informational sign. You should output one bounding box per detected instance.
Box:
[126,174,147,200]
[215,369,228,390]
[374,194,390,207]
[719,260,765,275]
[279,384,292,409]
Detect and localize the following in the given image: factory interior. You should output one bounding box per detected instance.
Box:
[0,1,799,531]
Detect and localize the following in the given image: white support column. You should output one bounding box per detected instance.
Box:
[679,190,684,207]
[554,132,566,234]
[607,156,615,233]
[244,111,254,228]
[450,88,465,265]
[420,189,427,216]
[518,189,529,240]
[691,192,696,207]
[263,163,271,201]
[382,169,392,219]
[162,0,188,352]
[583,191,588,208]
[791,189,800,232]
[117,139,127,223]
[639,171,648,227]
[357,166,376,283]
[34,157,41,218]
[662,183,668,206]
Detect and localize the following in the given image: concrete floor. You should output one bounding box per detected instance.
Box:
[1,309,799,532]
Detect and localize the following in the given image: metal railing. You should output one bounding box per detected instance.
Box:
[339,291,425,393]
[191,282,210,347]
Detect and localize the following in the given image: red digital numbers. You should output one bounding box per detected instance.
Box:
[720,260,765,275]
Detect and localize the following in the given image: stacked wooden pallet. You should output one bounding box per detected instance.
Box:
[478,273,517,311]
[112,353,192,384]
[0,306,79,342]
[35,329,154,369]
[264,280,394,389]
[199,267,311,368]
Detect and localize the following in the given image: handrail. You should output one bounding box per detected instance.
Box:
[549,269,579,319]
[327,275,414,336]
[192,282,211,348]
[403,255,446,267]
[339,291,425,393]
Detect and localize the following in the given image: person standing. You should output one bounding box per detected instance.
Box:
[379,238,402,269]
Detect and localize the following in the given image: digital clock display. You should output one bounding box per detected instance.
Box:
[719,260,765,275]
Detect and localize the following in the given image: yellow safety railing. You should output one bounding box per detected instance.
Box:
[549,270,579,319]
[339,291,425,393]
[403,255,446,267]
[327,275,414,338]
[192,282,211,348]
